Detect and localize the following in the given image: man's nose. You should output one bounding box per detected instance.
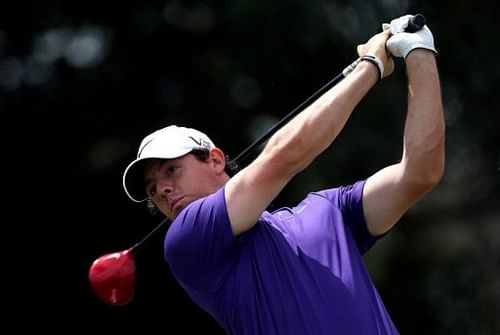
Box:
[156,179,174,197]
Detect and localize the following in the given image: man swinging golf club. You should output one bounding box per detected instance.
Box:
[121,14,444,334]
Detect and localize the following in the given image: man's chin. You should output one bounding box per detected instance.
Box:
[170,205,185,220]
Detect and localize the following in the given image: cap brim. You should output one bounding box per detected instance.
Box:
[123,159,151,203]
[122,147,194,202]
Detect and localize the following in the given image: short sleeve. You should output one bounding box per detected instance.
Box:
[314,180,379,254]
[164,186,239,291]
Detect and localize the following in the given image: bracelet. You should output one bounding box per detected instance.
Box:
[359,55,384,79]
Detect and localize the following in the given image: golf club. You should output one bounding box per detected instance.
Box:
[88,14,426,306]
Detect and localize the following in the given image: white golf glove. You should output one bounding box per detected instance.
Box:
[383,15,438,59]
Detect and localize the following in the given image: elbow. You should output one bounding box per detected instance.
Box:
[405,134,446,191]
[424,146,446,187]
[402,150,445,193]
[434,156,446,183]
[410,156,445,192]
[424,162,445,189]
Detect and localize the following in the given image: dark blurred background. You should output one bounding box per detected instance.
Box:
[3,0,499,333]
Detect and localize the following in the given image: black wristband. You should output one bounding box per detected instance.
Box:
[359,55,384,79]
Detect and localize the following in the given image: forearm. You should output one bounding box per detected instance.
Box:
[402,50,445,185]
[263,61,379,174]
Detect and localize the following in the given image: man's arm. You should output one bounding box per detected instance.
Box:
[363,49,445,236]
[225,31,393,236]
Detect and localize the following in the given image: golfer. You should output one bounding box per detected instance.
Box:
[122,14,444,334]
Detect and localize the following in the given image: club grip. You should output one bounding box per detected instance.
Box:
[405,14,426,33]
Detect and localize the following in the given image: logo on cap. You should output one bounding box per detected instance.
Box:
[189,136,211,148]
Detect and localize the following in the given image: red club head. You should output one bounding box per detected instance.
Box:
[88,249,136,306]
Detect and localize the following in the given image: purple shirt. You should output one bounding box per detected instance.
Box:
[164,180,399,334]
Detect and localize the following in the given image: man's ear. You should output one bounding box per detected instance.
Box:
[209,147,227,174]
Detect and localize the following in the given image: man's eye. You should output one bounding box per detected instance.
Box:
[166,166,178,175]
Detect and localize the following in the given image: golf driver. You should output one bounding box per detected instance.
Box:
[88,14,426,306]
[88,218,168,305]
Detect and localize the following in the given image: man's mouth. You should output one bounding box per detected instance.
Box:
[170,196,184,213]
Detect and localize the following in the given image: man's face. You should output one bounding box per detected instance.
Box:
[144,153,222,220]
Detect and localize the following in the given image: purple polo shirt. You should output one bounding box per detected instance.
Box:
[164,180,398,334]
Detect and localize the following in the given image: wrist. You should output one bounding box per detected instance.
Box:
[405,47,437,61]
[359,55,384,79]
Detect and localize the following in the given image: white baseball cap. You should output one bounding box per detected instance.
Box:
[123,125,215,202]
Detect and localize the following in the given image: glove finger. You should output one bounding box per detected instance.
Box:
[386,34,405,57]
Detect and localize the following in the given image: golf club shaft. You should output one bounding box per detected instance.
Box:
[129,218,169,254]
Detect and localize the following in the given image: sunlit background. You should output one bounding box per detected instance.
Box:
[3,0,498,333]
